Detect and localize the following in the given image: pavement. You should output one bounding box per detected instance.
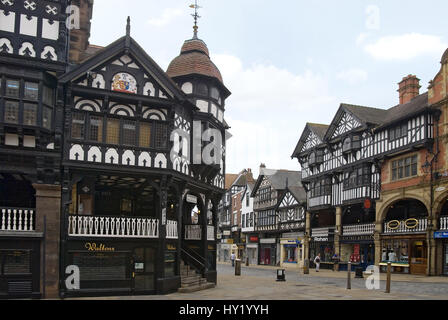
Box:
[67,262,448,300]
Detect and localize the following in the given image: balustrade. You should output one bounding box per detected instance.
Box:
[440,216,448,230]
[0,208,35,232]
[383,218,428,234]
[68,215,159,238]
[342,223,375,236]
[166,220,178,239]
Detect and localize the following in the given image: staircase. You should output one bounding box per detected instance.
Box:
[178,258,215,293]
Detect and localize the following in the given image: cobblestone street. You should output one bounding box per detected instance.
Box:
[69,262,448,300]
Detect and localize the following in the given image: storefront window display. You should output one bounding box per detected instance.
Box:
[381,240,409,263]
[284,245,297,263]
[310,242,334,262]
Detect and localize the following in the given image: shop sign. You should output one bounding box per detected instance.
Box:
[238,245,245,249]
[249,236,259,242]
[260,238,276,244]
[223,230,231,236]
[208,245,216,250]
[84,242,115,252]
[434,231,448,239]
[313,237,328,242]
[186,194,198,204]
[167,244,176,250]
[387,218,419,230]
[435,186,446,192]
[226,239,234,244]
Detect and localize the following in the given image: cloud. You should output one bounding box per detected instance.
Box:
[211,54,336,174]
[212,54,335,112]
[364,33,447,61]
[147,7,184,27]
[336,68,368,85]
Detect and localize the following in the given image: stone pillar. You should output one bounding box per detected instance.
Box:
[304,211,311,261]
[374,222,382,266]
[156,184,168,293]
[33,184,61,299]
[335,207,342,256]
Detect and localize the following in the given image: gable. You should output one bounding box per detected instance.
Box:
[301,130,322,153]
[59,37,185,101]
[278,191,299,209]
[329,111,362,139]
[73,53,171,99]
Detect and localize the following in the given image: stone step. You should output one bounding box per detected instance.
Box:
[178,282,215,293]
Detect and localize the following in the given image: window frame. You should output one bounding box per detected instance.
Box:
[391,154,418,181]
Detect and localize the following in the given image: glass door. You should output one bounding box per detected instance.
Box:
[132,248,155,293]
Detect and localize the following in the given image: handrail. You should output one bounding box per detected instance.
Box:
[181,248,205,275]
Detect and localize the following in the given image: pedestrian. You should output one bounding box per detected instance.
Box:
[314,253,321,272]
[231,252,236,267]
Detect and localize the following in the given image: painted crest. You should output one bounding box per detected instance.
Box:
[112,73,137,94]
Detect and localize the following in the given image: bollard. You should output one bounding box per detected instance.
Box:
[246,257,249,266]
[235,259,241,276]
[347,262,351,290]
[355,267,363,278]
[385,262,391,293]
[303,259,309,274]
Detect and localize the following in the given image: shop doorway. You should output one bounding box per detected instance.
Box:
[131,247,156,293]
[410,240,427,275]
[260,248,271,265]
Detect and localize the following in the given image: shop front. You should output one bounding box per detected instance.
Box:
[380,235,427,275]
[279,232,305,268]
[339,236,375,271]
[63,239,176,297]
[259,238,277,266]
[434,231,448,276]
[0,237,41,299]
[309,236,335,270]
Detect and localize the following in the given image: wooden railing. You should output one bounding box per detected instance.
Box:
[311,227,333,238]
[68,215,159,238]
[185,225,201,240]
[207,226,215,241]
[383,218,428,234]
[1,208,35,232]
[166,220,178,239]
[343,223,375,236]
[440,216,448,230]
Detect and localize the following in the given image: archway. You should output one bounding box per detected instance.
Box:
[381,198,429,275]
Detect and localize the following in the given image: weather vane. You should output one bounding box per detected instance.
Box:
[189,0,201,38]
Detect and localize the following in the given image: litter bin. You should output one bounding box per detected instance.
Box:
[355,267,363,278]
[235,259,241,276]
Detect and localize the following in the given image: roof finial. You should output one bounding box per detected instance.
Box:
[126,16,131,37]
[189,0,201,39]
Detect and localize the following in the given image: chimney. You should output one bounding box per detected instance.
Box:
[398,75,421,104]
[260,163,266,169]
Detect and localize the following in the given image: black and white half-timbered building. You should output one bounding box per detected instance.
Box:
[250,166,304,266]
[0,0,230,298]
[274,185,307,269]
[0,0,71,298]
[293,93,436,272]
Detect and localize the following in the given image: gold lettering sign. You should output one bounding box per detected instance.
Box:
[387,220,400,230]
[167,244,176,250]
[405,218,419,229]
[85,242,115,252]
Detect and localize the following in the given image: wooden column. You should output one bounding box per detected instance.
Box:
[33,184,61,299]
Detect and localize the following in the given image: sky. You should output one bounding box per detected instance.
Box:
[89,0,448,178]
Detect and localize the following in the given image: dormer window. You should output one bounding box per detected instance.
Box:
[342,134,361,154]
[309,150,323,167]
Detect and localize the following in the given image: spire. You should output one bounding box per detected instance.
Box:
[189,1,201,39]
